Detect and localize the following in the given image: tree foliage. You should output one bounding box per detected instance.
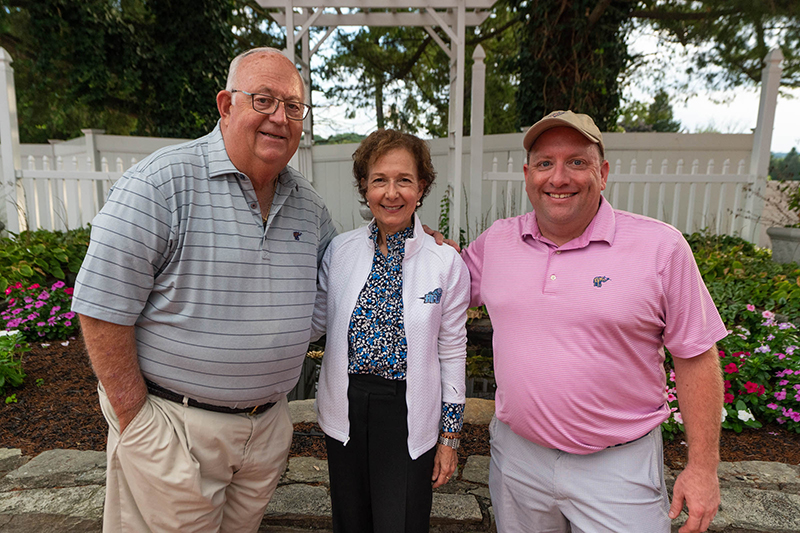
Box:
[771,148,800,181]
[632,0,799,91]
[509,0,635,132]
[0,0,281,143]
[319,7,520,137]
[618,89,681,132]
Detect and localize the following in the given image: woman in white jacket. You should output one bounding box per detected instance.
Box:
[311,129,470,533]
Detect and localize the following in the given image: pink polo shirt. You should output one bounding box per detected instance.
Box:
[462,198,727,454]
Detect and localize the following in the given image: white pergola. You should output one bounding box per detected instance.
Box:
[257,0,496,238]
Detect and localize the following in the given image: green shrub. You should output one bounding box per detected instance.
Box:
[0,330,29,397]
[686,231,800,325]
[0,227,90,293]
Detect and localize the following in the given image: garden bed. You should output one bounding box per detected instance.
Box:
[1,339,799,469]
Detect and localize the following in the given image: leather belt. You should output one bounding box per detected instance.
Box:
[145,379,275,416]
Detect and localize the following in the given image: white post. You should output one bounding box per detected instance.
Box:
[83,128,106,213]
[743,47,783,242]
[448,0,466,241]
[0,47,25,234]
[298,8,314,183]
[469,45,486,237]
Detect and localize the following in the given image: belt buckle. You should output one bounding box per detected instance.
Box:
[248,405,261,416]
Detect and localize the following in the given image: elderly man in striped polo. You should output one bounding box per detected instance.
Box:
[72,48,336,532]
[461,111,727,533]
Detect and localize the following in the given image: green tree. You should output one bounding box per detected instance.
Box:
[770,148,800,181]
[319,7,520,136]
[509,0,635,132]
[632,0,800,91]
[618,89,681,132]
[0,0,280,143]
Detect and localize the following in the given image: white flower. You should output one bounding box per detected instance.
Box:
[737,409,755,422]
[61,341,69,346]
[721,406,727,423]
[0,330,19,336]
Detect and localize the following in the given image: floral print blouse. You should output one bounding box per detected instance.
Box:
[347,223,464,433]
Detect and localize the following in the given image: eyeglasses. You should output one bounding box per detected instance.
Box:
[230,90,311,121]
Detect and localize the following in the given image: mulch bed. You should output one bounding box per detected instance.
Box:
[2,340,800,469]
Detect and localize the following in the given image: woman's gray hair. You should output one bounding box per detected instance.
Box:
[225,47,309,104]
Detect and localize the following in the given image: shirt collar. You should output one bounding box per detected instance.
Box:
[522,196,616,249]
[369,221,415,256]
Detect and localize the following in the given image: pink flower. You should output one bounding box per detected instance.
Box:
[64,320,71,327]
[775,389,787,401]
[763,310,775,319]
[673,412,683,424]
[780,380,789,386]
[37,291,50,300]
[51,281,65,289]
[718,350,726,358]
[724,380,732,391]
[778,353,787,360]
[724,363,739,374]
[767,403,779,410]
[63,311,75,319]
[724,392,735,404]
[667,393,677,402]
[27,283,40,290]
[64,287,74,295]
[746,304,756,311]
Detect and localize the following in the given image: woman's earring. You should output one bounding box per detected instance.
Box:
[416,201,421,206]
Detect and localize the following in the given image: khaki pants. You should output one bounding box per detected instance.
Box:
[98,384,292,533]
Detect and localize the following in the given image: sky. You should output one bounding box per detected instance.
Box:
[309,28,799,155]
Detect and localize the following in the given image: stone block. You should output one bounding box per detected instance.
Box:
[462,455,490,485]
[464,399,494,425]
[0,449,106,491]
[288,399,317,424]
[282,457,329,484]
[0,449,27,477]
[430,493,482,523]
[0,485,104,532]
[718,460,800,493]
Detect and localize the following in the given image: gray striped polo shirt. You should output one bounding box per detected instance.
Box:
[72,124,337,407]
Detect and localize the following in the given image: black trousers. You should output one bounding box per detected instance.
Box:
[325,374,437,533]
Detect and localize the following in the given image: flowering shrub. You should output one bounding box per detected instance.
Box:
[1,281,79,341]
[662,305,800,438]
[0,330,29,397]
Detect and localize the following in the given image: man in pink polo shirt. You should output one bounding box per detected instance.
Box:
[461,110,727,533]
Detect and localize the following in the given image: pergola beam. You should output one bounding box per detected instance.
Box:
[264,0,493,7]
[271,11,490,27]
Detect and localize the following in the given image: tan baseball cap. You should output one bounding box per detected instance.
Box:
[522,110,604,156]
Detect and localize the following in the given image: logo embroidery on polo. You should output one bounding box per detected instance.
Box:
[593,276,611,288]
[420,288,442,304]
[293,232,302,241]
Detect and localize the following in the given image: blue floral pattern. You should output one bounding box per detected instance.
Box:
[347,223,463,433]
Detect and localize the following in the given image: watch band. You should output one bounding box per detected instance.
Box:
[438,435,460,449]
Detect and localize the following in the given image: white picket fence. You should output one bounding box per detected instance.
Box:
[8,131,763,243]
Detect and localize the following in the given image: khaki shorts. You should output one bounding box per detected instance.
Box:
[98,384,292,533]
[489,416,670,533]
